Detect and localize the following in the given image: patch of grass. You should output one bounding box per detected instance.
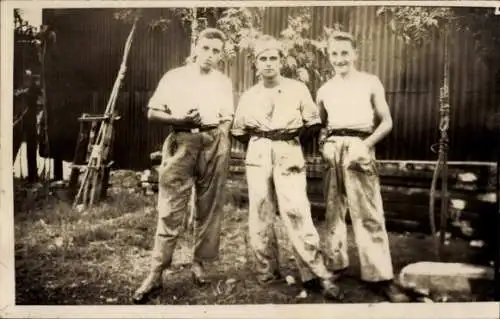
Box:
[14,175,495,305]
[72,225,117,246]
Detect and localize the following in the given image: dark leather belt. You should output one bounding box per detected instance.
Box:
[327,129,371,139]
[174,125,219,133]
[251,129,300,141]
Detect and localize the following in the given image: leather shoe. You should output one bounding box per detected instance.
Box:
[191,261,210,286]
[331,268,348,280]
[132,272,163,304]
[302,277,344,301]
[320,278,344,301]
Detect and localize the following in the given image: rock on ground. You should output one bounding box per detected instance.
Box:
[398,262,494,294]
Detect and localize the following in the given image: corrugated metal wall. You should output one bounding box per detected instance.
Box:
[42,7,500,170]
[43,8,192,169]
[254,6,500,162]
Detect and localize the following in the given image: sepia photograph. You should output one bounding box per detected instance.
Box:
[1,0,500,318]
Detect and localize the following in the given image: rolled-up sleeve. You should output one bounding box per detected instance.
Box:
[147,72,173,113]
[299,83,321,126]
[231,92,249,137]
[219,77,235,122]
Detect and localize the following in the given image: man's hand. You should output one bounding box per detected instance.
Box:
[344,138,372,169]
[318,128,328,149]
[185,108,202,126]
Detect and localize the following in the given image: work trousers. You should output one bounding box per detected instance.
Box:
[321,136,394,282]
[245,137,333,282]
[149,128,230,273]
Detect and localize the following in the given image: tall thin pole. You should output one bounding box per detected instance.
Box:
[438,25,450,259]
[429,25,451,262]
[186,8,197,232]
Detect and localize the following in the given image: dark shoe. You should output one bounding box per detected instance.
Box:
[302,277,344,301]
[320,278,344,301]
[372,280,410,303]
[191,261,210,286]
[302,277,323,292]
[331,268,348,281]
[132,272,163,304]
[191,271,209,286]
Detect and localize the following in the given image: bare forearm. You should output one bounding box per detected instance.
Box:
[147,109,188,126]
[317,101,328,127]
[364,119,392,149]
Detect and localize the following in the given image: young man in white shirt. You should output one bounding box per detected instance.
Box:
[316,31,409,303]
[133,28,234,304]
[232,35,342,301]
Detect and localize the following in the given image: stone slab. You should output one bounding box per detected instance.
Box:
[398,262,494,293]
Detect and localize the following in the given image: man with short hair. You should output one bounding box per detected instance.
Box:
[133,28,234,304]
[231,35,342,301]
[316,31,409,303]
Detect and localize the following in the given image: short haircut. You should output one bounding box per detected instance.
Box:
[327,31,357,50]
[197,28,227,45]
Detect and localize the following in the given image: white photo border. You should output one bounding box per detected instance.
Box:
[2,1,500,318]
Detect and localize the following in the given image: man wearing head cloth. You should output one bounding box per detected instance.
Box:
[133,28,234,304]
[316,31,409,302]
[231,35,343,300]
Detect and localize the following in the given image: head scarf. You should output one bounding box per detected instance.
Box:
[253,35,285,58]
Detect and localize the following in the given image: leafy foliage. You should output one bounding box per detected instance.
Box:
[14,9,40,42]
[376,6,454,45]
[377,6,500,62]
[376,6,500,114]
[278,7,343,91]
[113,7,264,59]
[113,7,346,91]
[215,7,266,58]
[14,9,44,87]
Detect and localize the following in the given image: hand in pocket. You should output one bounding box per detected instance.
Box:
[344,138,373,171]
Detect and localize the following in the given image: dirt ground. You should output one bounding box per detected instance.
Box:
[13,172,495,305]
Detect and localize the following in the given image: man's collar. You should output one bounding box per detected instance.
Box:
[259,75,285,89]
[185,62,215,76]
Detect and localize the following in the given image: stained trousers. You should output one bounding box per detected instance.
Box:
[149,128,230,273]
[321,136,394,282]
[246,137,333,282]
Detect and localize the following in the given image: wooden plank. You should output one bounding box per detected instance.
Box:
[228,158,496,193]
[78,114,122,122]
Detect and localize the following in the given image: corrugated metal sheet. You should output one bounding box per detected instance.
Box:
[42,7,500,170]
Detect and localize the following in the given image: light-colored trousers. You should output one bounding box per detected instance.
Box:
[149,128,230,273]
[245,137,333,282]
[321,136,394,282]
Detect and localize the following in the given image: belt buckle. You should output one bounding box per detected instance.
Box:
[191,128,200,133]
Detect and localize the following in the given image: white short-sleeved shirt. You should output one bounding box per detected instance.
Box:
[147,64,234,126]
[316,71,383,132]
[231,77,320,136]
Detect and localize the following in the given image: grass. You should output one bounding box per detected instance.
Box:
[13,172,495,305]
